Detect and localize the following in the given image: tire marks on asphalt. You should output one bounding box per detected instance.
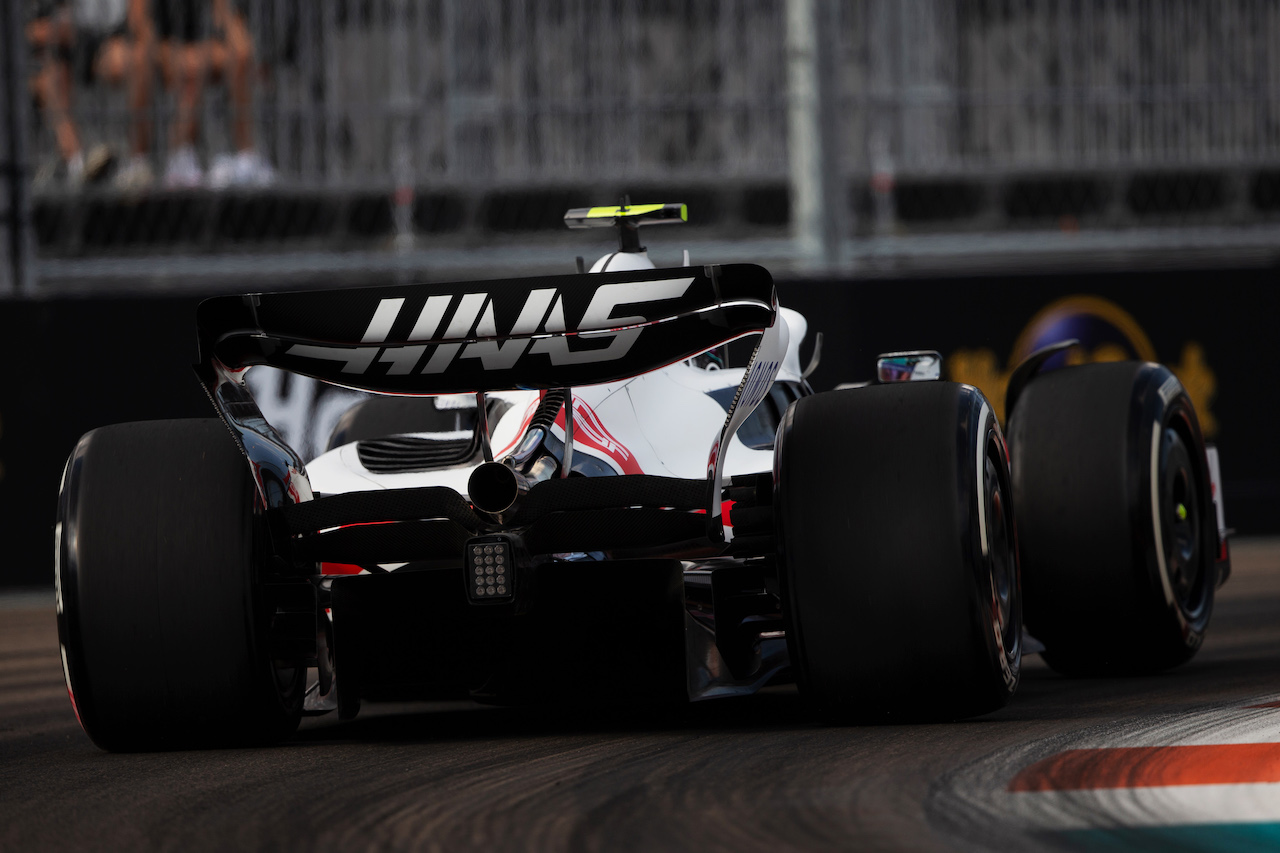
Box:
[0,604,64,712]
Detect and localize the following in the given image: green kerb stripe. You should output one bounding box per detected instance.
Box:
[1055,822,1280,852]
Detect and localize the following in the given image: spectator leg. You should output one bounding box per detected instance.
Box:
[222,11,256,153]
[31,61,81,163]
[26,14,81,164]
[97,35,155,157]
[169,43,209,149]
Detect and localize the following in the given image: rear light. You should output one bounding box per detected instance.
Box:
[465,535,515,603]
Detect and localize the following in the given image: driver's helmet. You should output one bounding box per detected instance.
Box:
[589,250,656,273]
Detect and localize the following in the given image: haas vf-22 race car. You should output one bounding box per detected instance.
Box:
[55,203,1230,750]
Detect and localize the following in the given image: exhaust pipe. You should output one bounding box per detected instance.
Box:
[468,462,532,522]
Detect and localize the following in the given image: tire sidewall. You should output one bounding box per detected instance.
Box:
[55,433,95,738]
[964,398,1021,700]
[1131,365,1216,656]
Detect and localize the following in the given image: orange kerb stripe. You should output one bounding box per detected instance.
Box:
[1009,744,1280,791]
[1247,701,1280,709]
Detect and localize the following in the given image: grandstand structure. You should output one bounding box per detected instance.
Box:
[6,0,1280,291]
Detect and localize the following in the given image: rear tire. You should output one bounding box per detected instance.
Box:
[1008,361,1216,675]
[56,419,304,751]
[775,383,1021,722]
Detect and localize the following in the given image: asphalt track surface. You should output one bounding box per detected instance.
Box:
[3,540,1280,852]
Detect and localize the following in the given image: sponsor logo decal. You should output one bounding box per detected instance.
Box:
[739,359,780,410]
[284,278,695,376]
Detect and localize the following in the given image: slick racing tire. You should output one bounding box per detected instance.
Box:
[56,419,304,751]
[775,383,1021,722]
[1008,361,1216,676]
[326,396,478,451]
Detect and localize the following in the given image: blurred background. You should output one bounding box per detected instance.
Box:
[10,0,1280,288]
[1,0,1278,583]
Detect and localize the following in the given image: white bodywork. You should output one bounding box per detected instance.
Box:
[306,250,810,507]
[300,241,803,703]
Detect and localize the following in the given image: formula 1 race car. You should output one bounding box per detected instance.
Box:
[55,203,1231,750]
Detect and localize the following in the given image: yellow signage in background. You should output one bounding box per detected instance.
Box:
[949,295,1217,436]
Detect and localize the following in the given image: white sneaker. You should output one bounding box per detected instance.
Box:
[83,144,116,184]
[209,150,275,189]
[114,155,154,191]
[65,151,85,186]
[241,150,276,186]
[208,153,237,189]
[164,147,203,188]
[232,149,276,187]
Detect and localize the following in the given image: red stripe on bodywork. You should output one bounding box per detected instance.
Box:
[693,501,735,525]
[494,396,541,460]
[555,398,643,475]
[490,394,644,475]
[1009,744,1280,791]
[321,562,365,575]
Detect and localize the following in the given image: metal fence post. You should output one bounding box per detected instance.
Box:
[389,0,415,256]
[0,0,35,296]
[786,0,844,271]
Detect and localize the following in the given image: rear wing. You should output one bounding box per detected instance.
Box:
[196,264,775,395]
[564,203,687,229]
